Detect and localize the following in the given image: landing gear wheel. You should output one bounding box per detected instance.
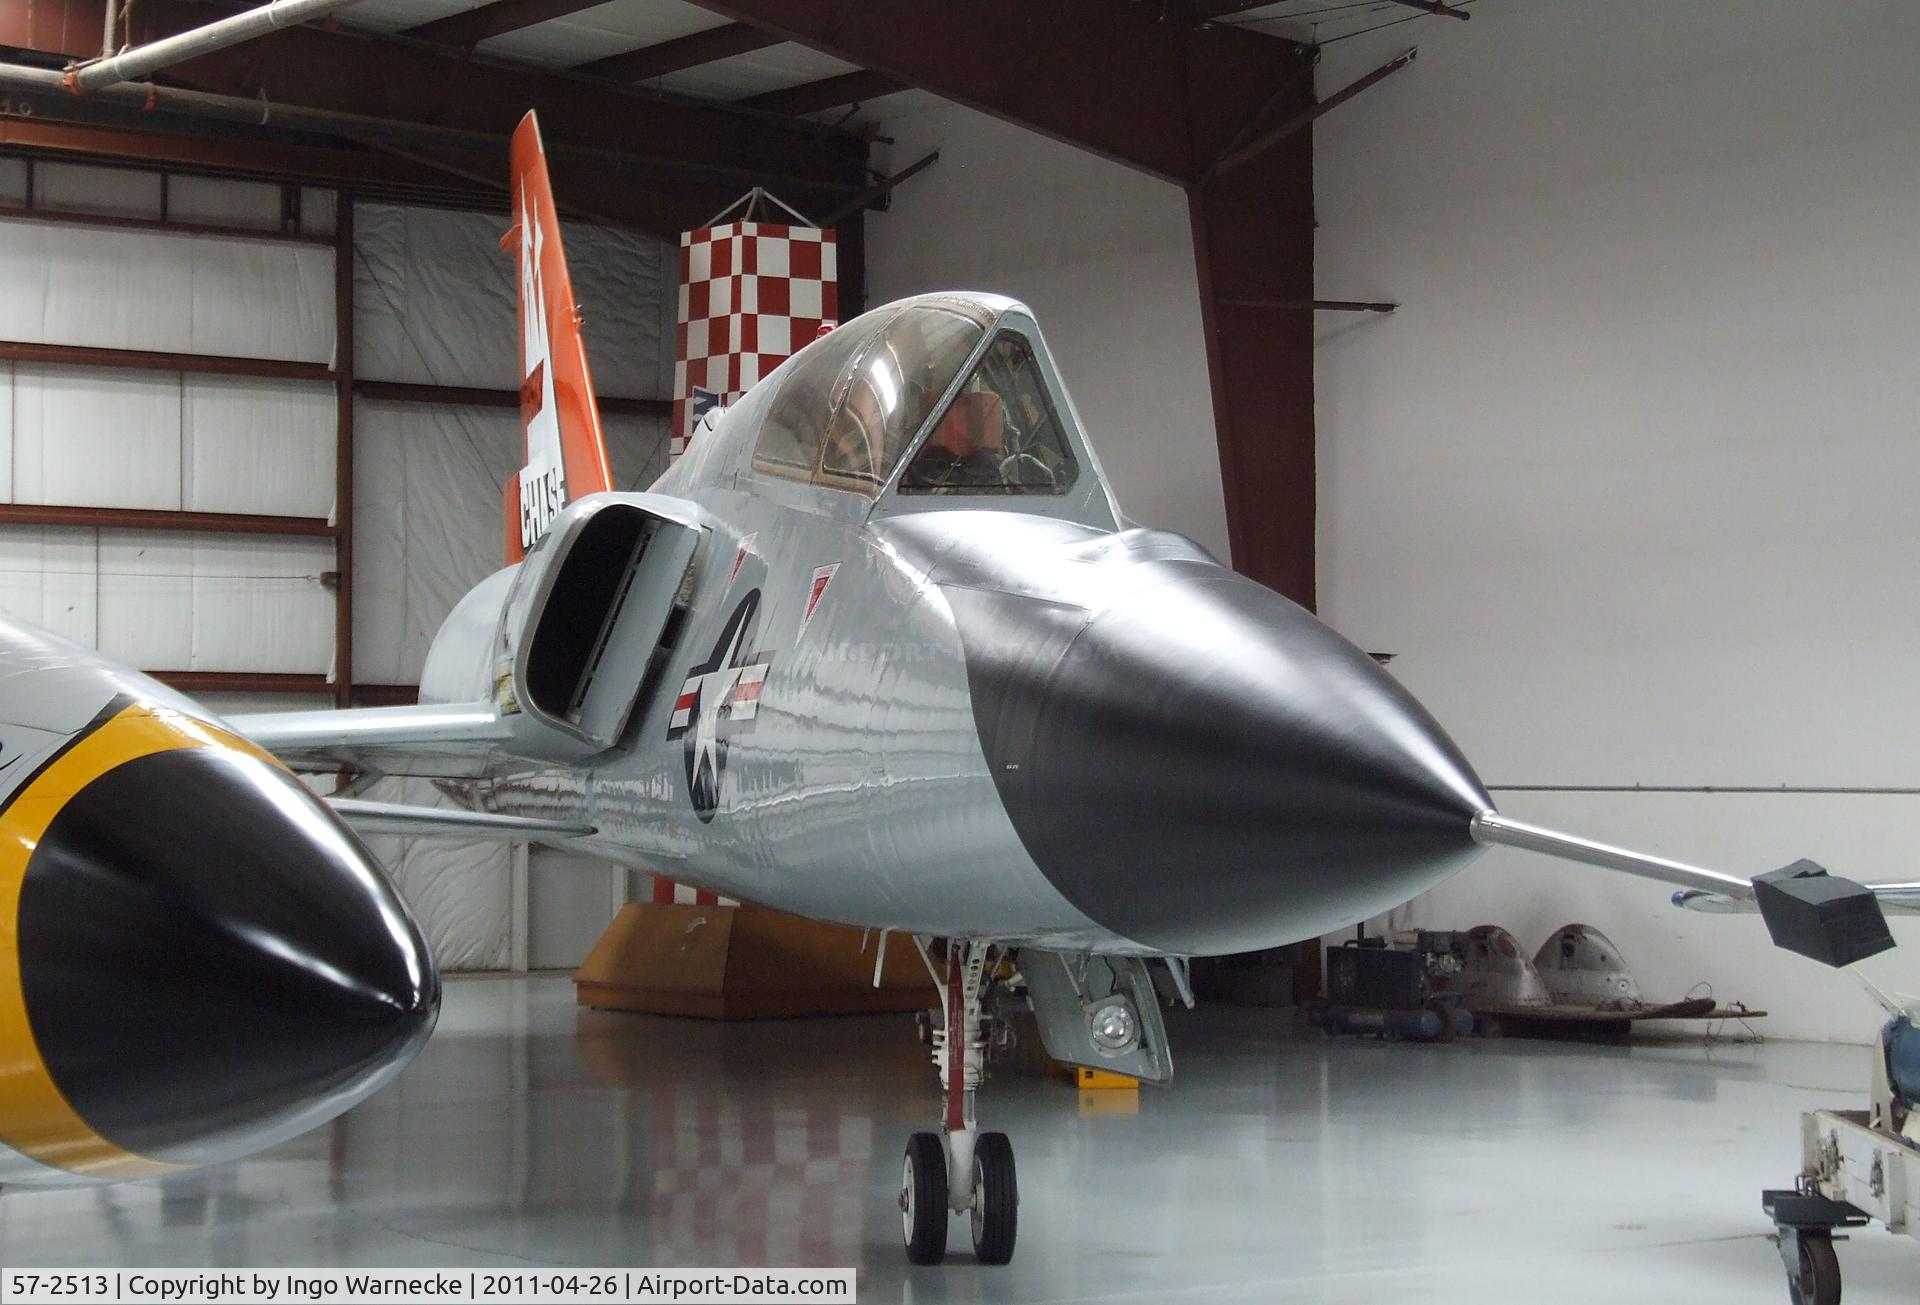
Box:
[969,1131,1018,1264]
[901,1132,949,1265]
[1787,1232,1841,1305]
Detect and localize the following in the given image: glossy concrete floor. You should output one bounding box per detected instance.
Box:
[1,974,1912,1303]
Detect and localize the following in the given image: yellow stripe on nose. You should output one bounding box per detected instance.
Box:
[0,701,278,1179]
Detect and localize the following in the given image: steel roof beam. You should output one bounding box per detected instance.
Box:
[403,0,607,50]
[682,0,1310,185]
[737,68,902,117]
[93,0,868,195]
[575,21,779,82]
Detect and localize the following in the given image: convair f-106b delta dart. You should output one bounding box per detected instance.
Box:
[1,111,1910,1263]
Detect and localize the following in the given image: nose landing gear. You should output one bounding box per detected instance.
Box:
[900,938,1019,1265]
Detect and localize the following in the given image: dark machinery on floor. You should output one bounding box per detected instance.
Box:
[1764,993,1919,1304]
[1753,865,1916,1305]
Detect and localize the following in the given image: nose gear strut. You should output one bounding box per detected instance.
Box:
[900,937,1018,1265]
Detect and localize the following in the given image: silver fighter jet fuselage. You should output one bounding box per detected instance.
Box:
[249,291,1493,961]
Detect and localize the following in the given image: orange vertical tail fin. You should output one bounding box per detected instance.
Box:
[503,110,613,564]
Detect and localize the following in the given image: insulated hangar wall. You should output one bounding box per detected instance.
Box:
[1314,0,1920,1043]
[0,159,674,970]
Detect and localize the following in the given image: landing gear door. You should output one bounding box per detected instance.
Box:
[1018,950,1173,1084]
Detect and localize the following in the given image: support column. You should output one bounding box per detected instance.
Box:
[1189,146,1316,608]
[333,192,355,706]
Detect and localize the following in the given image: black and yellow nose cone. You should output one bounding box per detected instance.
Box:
[1,705,437,1178]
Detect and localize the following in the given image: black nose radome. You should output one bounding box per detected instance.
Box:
[18,746,438,1167]
[953,566,1491,955]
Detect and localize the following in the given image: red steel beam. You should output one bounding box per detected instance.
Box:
[1190,118,1315,607]
[148,673,419,701]
[356,379,670,418]
[0,338,333,382]
[1206,49,1415,181]
[0,202,334,247]
[1185,0,1273,17]
[737,69,903,117]
[150,670,334,694]
[576,22,780,82]
[683,0,1310,185]
[334,195,355,708]
[1221,297,1397,313]
[0,117,503,205]
[404,0,607,49]
[0,0,104,53]
[0,504,338,537]
[0,103,705,235]
[352,683,422,706]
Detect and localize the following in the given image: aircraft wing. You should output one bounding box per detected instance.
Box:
[327,799,594,841]
[229,702,518,779]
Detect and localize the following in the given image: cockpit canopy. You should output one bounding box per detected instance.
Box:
[748,296,1081,500]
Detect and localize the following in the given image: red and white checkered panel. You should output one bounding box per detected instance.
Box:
[652,223,834,906]
[671,220,839,459]
[646,1087,874,1264]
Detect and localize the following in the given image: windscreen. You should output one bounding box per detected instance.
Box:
[898,332,1079,496]
[753,303,988,495]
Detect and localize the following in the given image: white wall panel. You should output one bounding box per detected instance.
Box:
[190,535,336,671]
[527,847,622,970]
[0,526,96,645]
[183,376,336,516]
[865,102,1229,562]
[35,162,161,220]
[300,188,337,237]
[12,365,182,509]
[360,777,512,972]
[1316,0,1920,1041]
[0,222,189,356]
[0,362,11,501]
[0,159,26,207]
[94,531,333,672]
[606,414,670,491]
[166,175,282,230]
[96,533,194,671]
[0,218,333,362]
[196,691,331,720]
[351,400,667,684]
[351,400,517,686]
[353,202,667,397]
[190,241,334,363]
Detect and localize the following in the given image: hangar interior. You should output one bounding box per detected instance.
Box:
[0,1,1915,1301]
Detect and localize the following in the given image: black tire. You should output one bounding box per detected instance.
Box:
[1788,1232,1841,1305]
[970,1131,1018,1265]
[901,1132,948,1265]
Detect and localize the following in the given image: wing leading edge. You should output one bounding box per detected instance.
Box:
[230,702,516,779]
[329,799,594,841]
